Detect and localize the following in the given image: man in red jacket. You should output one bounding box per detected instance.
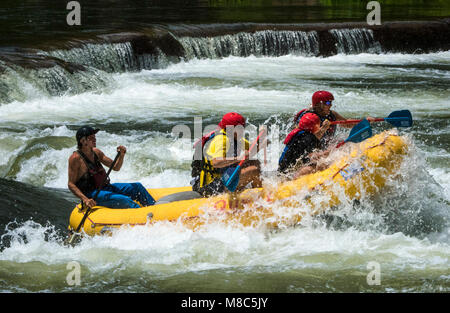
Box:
[279,113,331,177]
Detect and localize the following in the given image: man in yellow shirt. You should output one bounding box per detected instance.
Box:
[193,112,261,197]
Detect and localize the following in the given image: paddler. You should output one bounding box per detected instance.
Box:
[67,126,155,209]
[191,112,262,197]
[293,90,349,147]
[294,90,375,147]
[279,113,331,178]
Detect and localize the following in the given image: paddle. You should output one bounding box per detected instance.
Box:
[66,151,121,245]
[222,129,265,192]
[331,110,413,128]
[336,119,372,148]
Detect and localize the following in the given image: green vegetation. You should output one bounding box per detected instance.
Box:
[1,0,449,47]
[207,0,450,22]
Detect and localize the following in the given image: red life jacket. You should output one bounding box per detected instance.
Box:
[193,129,217,150]
[284,128,305,145]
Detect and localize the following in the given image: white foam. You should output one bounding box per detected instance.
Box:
[2,52,449,124]
[1,218,449,274]
[428,168,450,201]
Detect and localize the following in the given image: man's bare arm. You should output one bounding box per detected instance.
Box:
[333,111,353,129]
[96,147,125,171]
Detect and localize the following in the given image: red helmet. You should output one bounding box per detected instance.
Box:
[312,91,334,106]
[298,113,321,133]
[218,112,246,129]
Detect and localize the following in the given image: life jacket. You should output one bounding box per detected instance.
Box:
[191,130,222,190]
[191,129,243,190]
[294,109,337,142]
[75,150,109,196]
[278,129,305,166]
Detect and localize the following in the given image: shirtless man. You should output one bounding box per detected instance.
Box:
[68,126,155,209]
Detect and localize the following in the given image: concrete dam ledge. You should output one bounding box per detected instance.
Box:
[1,19,449,72]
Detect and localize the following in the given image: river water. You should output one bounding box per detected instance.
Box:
[0,2,449,293]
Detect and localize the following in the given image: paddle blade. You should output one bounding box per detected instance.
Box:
[347,119,372,143]
[64,232,81,246]
[222,165,240,192]
[385,110,413,127]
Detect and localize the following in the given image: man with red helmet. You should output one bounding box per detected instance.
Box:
[293,91,350,147]
[192,112,262,197]
[283,91,375,178]
[294,91,376,147]
[279,113,331,176]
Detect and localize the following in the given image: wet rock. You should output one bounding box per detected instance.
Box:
[370,20,450,53]
[0,49,86,73]
[98,29,186,60]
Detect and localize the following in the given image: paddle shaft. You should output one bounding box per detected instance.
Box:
[336,119,372,149]
[225,129,265,186]
[331,117,413,125]
[331,118,383,125]
[330,110,412,126]
[336,129,364,148]
[72,151,121,234]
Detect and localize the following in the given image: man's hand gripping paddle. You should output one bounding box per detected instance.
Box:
[222,129,265,193]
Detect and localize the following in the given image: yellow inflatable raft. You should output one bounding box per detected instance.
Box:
[68,131,408,236]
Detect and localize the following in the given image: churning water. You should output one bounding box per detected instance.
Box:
[0,26,449,292]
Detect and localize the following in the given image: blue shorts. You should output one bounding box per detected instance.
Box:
[88,182,155,209]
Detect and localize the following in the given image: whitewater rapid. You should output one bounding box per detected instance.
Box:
[0,50,449,292]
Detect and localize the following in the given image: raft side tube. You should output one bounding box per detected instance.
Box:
[155,191,202,204]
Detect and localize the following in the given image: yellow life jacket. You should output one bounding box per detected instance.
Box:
[200,129,249,188]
